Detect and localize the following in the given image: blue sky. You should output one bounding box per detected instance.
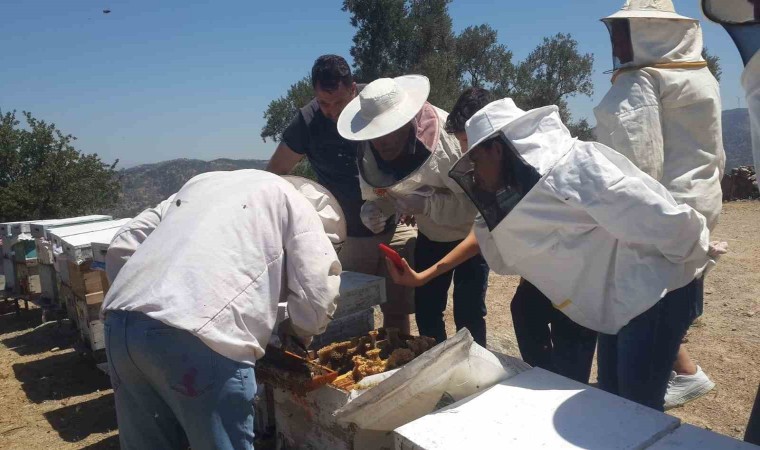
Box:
[0,0,747,167]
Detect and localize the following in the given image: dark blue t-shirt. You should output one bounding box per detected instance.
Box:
[282,93,388,238]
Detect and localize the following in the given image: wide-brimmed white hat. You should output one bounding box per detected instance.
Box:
[604,0,695,21]
[337,75,430,142]
[465,98,527,152]
[282,176,346,248]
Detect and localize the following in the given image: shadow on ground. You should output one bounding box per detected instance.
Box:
[0,307,43,335]
[13,350,112,403]
[1,313,78,356]
[43,393,117,443]
[80,434,120,449]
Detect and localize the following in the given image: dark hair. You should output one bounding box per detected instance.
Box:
[445,88,493,133]
[311,55,353,92]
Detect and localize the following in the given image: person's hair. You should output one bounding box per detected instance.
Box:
[445,88,493,133]
[311,55,353,92]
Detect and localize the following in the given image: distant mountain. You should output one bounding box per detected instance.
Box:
[722,108,753,170]
[109,158,268,217]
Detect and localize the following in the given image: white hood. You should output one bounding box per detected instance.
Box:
[744,52,760,169]
[463,100,712,334]
[605,17,704,70]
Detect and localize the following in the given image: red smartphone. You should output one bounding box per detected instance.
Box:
[379,243,405,271]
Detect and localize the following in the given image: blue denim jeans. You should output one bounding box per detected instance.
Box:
[414,232,490,347]
[105,311,256,450]
[511,280,597,384]
[597,278,700,411]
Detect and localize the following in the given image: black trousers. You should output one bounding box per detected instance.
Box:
[511,280,597,384]
[414,232,489,347]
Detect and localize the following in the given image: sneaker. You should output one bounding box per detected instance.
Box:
[664,366,716,410]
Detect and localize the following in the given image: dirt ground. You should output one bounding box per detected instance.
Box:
[0,201,758,449]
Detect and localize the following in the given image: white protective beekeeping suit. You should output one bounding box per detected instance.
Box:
[594,0,725,231]
[103,171,345,364]
[747,53,760,168]
[337,76,477,243]
[702,0,760,170]
[450,99,713,334]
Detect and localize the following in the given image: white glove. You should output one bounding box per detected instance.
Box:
[392,194,430,216]
[361,201,391,234]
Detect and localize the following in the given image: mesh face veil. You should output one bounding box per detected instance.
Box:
[448,135,542,231]
[606,19,635,70]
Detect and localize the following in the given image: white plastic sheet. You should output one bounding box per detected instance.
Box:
[333,328,530,431]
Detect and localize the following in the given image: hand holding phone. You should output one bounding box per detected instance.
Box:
[379,243,405,272]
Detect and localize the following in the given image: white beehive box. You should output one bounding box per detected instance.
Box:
[394,367,681,450]
[648,424,759,450]
[90,241,111,271]
[61,226,126,264]
[274,271,386,346]
[48,219,130,253]
[30,215,112,239]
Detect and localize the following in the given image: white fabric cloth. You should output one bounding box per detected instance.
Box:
[358,103,477,242]
[605,0,694,21]
[744,52,760,170]
[470,104,713,335]
[105,195,175,284]
[102,170,341,365]
[594,18,725,231]
[282,176,346,247]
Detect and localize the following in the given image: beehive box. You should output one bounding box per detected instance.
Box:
[30,216,112,239]
[75,297,105,351]
[66,260,109,299]
[38,264,58,303]
[48,219,130,254]
[394,368,681,450]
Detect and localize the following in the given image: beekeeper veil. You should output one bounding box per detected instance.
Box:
[602,0,701,72]
[336,75,433,190]
[448,99,544,231]
[283,176,346,252]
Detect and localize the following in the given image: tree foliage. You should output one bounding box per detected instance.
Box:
[260,76,313,143]
[0,110,121,222]
[702,48,722,83]
[262,1,596,142]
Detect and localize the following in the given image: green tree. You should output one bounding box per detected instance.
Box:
[342,0,410,81]
[456,24,514,90]
[260,76,314,143]
[510,33,595,139]
[0,110,121,222]
[702,48,722,82]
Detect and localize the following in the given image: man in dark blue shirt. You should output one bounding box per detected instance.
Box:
[266,55,416,333]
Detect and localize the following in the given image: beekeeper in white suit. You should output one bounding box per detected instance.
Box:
[101,170,343,450]
[593,0,725,410]
[390,98,723,412]
[701,0,760,443]
[337,75,489,347]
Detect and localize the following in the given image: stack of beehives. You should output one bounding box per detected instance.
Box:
[49,219,130,352]
[30,216,112,310]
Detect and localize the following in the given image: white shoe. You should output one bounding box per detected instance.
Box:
[664,366,716,410]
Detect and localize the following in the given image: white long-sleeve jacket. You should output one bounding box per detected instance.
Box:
[471,105,713,335]
[594,18,725,231]
[102,170,341,365]
[358,103,477,242]
[105,195,175,284]
[745,52,760,169]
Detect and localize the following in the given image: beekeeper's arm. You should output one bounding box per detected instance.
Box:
[596,74,665,181]
[105,195,176,283]
[387,228,480,287]
[282,193,341,341]
[551,152,709,265]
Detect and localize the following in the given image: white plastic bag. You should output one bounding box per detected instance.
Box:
[333,328,530,431]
